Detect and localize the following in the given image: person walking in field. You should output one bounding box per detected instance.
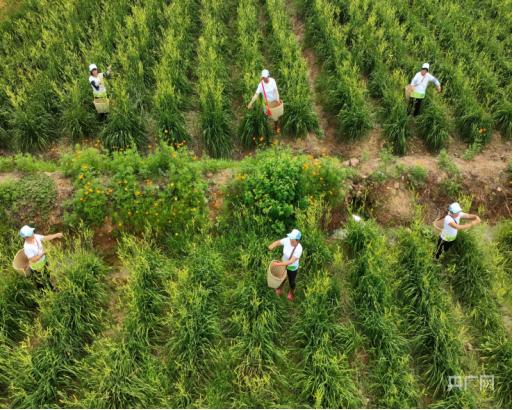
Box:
[247,69,283,134]
[89,63,111,121]
[407,63,441,117]
[434,203,481,261]
[20,225,63,291]
[268,229,303,301]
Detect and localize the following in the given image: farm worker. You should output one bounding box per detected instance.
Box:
[20,225,63,291]
[268,229,303,301]
[89,63,111,121]
[247,69,282,134]
[406,63,441,117]
[434,203,481,261]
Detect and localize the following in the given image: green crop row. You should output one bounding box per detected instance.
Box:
[235,0,274,148]
[154,0,197,145]
[397,207,476,407]
[196,0,233,158]
[263,0,319,137]
[292,270,362,407]
[345,216,419,408]
[298,0,372,141]
[3,231,108,408]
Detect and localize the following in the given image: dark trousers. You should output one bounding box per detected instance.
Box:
[33,262,51,291]
[408,97,423,117]
[287,269,298,290]
[434,237,454,259]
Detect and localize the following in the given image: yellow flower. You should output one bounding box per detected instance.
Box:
[119,223,122,226]
[82,165,87,169]
[175,233,178,236]
[79,175,83,179]
[96,190,100,193]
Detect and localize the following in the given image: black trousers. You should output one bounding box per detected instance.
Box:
[435,237,454,259]
[33,262,51,291]
[287,269,298,290]
[408,97,423,117]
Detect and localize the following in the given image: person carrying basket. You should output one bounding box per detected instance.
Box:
[89,63,112,121]
[406,63,441,117]
[247,69,283,134]
[268,229,303,301]
[434,203,481,261]
[20,225,62,291]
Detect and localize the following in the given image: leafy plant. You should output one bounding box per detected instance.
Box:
[406,164,428,188]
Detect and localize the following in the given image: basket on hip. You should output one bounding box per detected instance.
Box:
[267,261,287,289]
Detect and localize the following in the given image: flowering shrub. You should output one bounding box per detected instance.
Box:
[227,148,353,232]
[64,143,208,234]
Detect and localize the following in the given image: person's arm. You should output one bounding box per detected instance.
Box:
[274,88,280,102]
[430,75,441,93]
[248,93,259,109]
[273,256,297,267]
[407,73,419,90]
[268,240,283,251]
[42,233,63,241]
[91,79,100,90]
[28,252,46,263]
[448,215,481,231]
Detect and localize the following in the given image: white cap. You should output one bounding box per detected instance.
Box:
[449,203,462,213]
[261,69,270,78]
[422,63,430,70]
[89,64,98,72]
[287,229,301,240]
[20,225,35,238]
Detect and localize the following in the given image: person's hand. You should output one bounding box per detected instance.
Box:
[407,85,413,91]
[247,102,252,109]
[279,99,283,105]
[55,233,63,239]
[107,65,111,71]
[475,216,481,224]
[437,86,441,93]
[271,261,279,267]
[268,244,273,251]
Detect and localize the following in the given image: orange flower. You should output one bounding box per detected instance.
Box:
[148,145,152,148]
[407,181,410,184]
[80,198,83,201]
[128,211,131,215]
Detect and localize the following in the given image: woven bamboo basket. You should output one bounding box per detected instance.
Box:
[433,217,445,231]
[267,261,287,289]
[404,86,411,100]
[13,250,33,277]
[94,98,109,113]
[269,102,284,121]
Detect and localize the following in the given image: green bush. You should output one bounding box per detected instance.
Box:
[406,164,428,188]
[0,173,56,228]
[227,148,349,232]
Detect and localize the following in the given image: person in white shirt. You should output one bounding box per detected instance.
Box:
[247,69,283,134]
[407,63,441,117]
[89,63,112,121]
[20,225,62,291]
[268,229,303,301]
[434,203,481,261]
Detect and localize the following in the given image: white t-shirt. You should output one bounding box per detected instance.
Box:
[280,238,303,270]
[441,213,468,241]
[89,72,108,95]
[24,234,45,262]
[410,72,440,98]
[256,78,278,102]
